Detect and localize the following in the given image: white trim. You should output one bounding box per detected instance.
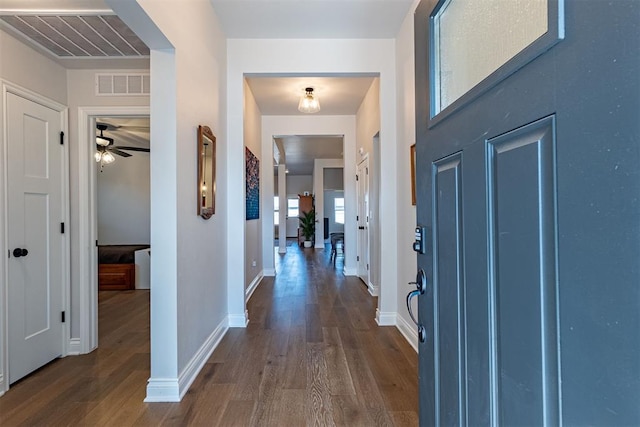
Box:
[375,309,396,326]
[177,317,228,400]
[228,311,249,327]
[343,266,357,276]
[77,106,150,354]
[144,316,229,403]
[245,271,263,302]
[263,267,275,276]
[144,378,180,402]
[67,338,82,356]
[396,314,419,353]
[367,281,379,296]
[0,80,69,394]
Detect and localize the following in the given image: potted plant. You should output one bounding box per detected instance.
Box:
[299,209,316,248]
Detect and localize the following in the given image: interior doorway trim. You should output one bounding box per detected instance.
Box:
[1,79,70,395]
[77,106,150,354]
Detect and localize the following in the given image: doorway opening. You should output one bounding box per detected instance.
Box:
[77,106,150,353]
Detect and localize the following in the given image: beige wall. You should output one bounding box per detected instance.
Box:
[0,28,67,104]
[394,1,419,350]
[356,78,381,291]
[134,0,229,384]
[243,80,262,291]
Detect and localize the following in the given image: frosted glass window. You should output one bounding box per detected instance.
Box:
[434,0,548,113]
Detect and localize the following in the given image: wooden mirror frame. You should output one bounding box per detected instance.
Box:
[197,125,216,219]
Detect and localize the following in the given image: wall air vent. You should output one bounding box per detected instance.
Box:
[96,73,150,96]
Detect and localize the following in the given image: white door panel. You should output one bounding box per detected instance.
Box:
[7,92,64,384]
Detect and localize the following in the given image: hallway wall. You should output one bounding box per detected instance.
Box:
[244,80,263,294]
[120,0,229,400]
[356,78,381,293]
[394,1,419,349]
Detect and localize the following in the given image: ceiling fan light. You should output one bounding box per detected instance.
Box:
[102,151,116,164]
[96,135,111,146]
[298,87,320,114]
[94,151,102,162]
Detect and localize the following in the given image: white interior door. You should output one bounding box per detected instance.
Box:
[356,159,369,285]
[7,92,65,384]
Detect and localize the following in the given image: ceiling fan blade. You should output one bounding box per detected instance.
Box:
[109,148,132,158]
[113,146,150,152]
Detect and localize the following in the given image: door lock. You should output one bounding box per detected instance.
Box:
[406,268,427,343]
[12,248,28,258]
[413,226,427,254]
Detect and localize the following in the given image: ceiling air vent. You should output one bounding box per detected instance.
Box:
[96,73,150,96]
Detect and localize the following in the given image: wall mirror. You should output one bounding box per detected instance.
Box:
[197,125,216,219]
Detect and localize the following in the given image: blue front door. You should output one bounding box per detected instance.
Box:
[413,0,640,425]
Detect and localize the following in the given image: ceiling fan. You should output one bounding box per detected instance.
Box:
[95,123,150,166]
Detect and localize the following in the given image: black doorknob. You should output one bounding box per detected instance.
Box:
[13,248,28,258]
[358,226,365,230]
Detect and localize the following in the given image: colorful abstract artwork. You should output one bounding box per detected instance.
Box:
[245,147,260,220]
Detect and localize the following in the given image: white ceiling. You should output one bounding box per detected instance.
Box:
[246,76,375,116]
[275,135,343,175]
[210,0,414,39]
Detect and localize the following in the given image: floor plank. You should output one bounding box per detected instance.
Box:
[0,243,418,425]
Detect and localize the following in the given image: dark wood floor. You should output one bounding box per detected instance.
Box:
[0,243,417,426]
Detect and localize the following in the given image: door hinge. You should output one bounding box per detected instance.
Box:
[356,215,359,221]
[366,167,369,174]
[367,263,369,270]
[356,174,359,181]
[61,311,66,323]
[357,255,360,262]
[60,131,64,145]
[96,240,99,246]
[7,250,10,258]
[60,222,65,234]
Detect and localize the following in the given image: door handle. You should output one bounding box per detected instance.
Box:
[13,248,28,258]
[406,268,427,342]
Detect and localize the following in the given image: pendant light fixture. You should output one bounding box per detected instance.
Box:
[298,87,320,114]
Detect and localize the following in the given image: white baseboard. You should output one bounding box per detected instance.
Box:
[67,338,81,355]
[343,267,357,276]
[367,281,379,296]
[396,314,419,353]
[0,373,5,397]
[144,378,180,402]
[245,270,263,302]
[375,309,396,326]
[228,310,249,327]
[263,268,275,277]
[177,317,228,399]
[144,316,229,402]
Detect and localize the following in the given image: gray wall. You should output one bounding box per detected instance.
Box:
[97,150,150,245]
